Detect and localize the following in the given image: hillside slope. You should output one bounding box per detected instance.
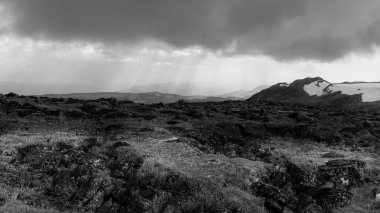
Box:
[249,77,366,108]
[221,85,269,99]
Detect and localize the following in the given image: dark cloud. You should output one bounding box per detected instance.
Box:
[1,0,380,61]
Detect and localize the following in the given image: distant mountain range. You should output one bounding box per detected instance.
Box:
[0,81,266,99]
[0,81,269,103]
[249,77,380,107]
[13,77,380,106]
[42,92,241,104]
[220,85,269,99]
[121,82,238,97]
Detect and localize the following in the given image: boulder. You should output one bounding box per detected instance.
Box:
[5,92,18,98]
[111,141,131,149]
[362,120,373,128]
[51,159,115,211]
[63,110,85,118]
[289,111,316,123]
[41,108,61,116]
[318,159,366,188]
[372,188,379,198]
[22,103,38,110]
[7,101,22,109]
[299,203,324,213]
[286,163,318,191]
[320,151,345,159]
[312,187,353,209]
[252,181,298,211]
[15,109,36,117]
[295,194,323,213]
[264,198,283,213]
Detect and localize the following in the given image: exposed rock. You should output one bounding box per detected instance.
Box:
[22,103,38,110]
[63,110,85,118]
[257,159,366,212]
[286,163,318,191]
[5,92,19,98]
[289,111,316,123]
[264,198,283,213]
[15,109,36,117]
[312,187,353,209]
[318,159,366,188]
[7,101,22,109]
[295,194,320,213]
[320,151,345,159]
[372,188,379,198]
[362,120,373,128]
[299,203,324,213]
[81,137,103,152]
[0,98,8,114]
[50,159,114,211]
[252,181,298,211]
[268,167,289,188]
[111,141,131,149]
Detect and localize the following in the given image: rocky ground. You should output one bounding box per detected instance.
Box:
[0,93,379,212]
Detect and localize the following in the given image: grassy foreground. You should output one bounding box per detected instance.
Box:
[0,94,378,212]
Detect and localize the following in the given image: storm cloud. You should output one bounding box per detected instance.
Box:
[1,0,380,61]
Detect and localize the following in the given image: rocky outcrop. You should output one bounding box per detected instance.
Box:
[318,159,365,188]
[252,159,366,212]
[249,77,363,108]
[252,181,298,211]
[13,140,262,213]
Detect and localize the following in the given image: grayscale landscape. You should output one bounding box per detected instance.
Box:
[0,1,379,213]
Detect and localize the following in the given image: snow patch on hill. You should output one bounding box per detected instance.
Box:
[303,80,331,96]
[329,83,380,102]
[303,80,380,102]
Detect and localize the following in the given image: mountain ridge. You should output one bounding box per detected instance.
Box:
[220,85,269,99]
[248,77,380,108]
[42,92,239,104]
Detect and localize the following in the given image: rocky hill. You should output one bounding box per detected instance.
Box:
[249,77,371,108]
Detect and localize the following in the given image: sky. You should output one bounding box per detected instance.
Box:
[0,0,380,95]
